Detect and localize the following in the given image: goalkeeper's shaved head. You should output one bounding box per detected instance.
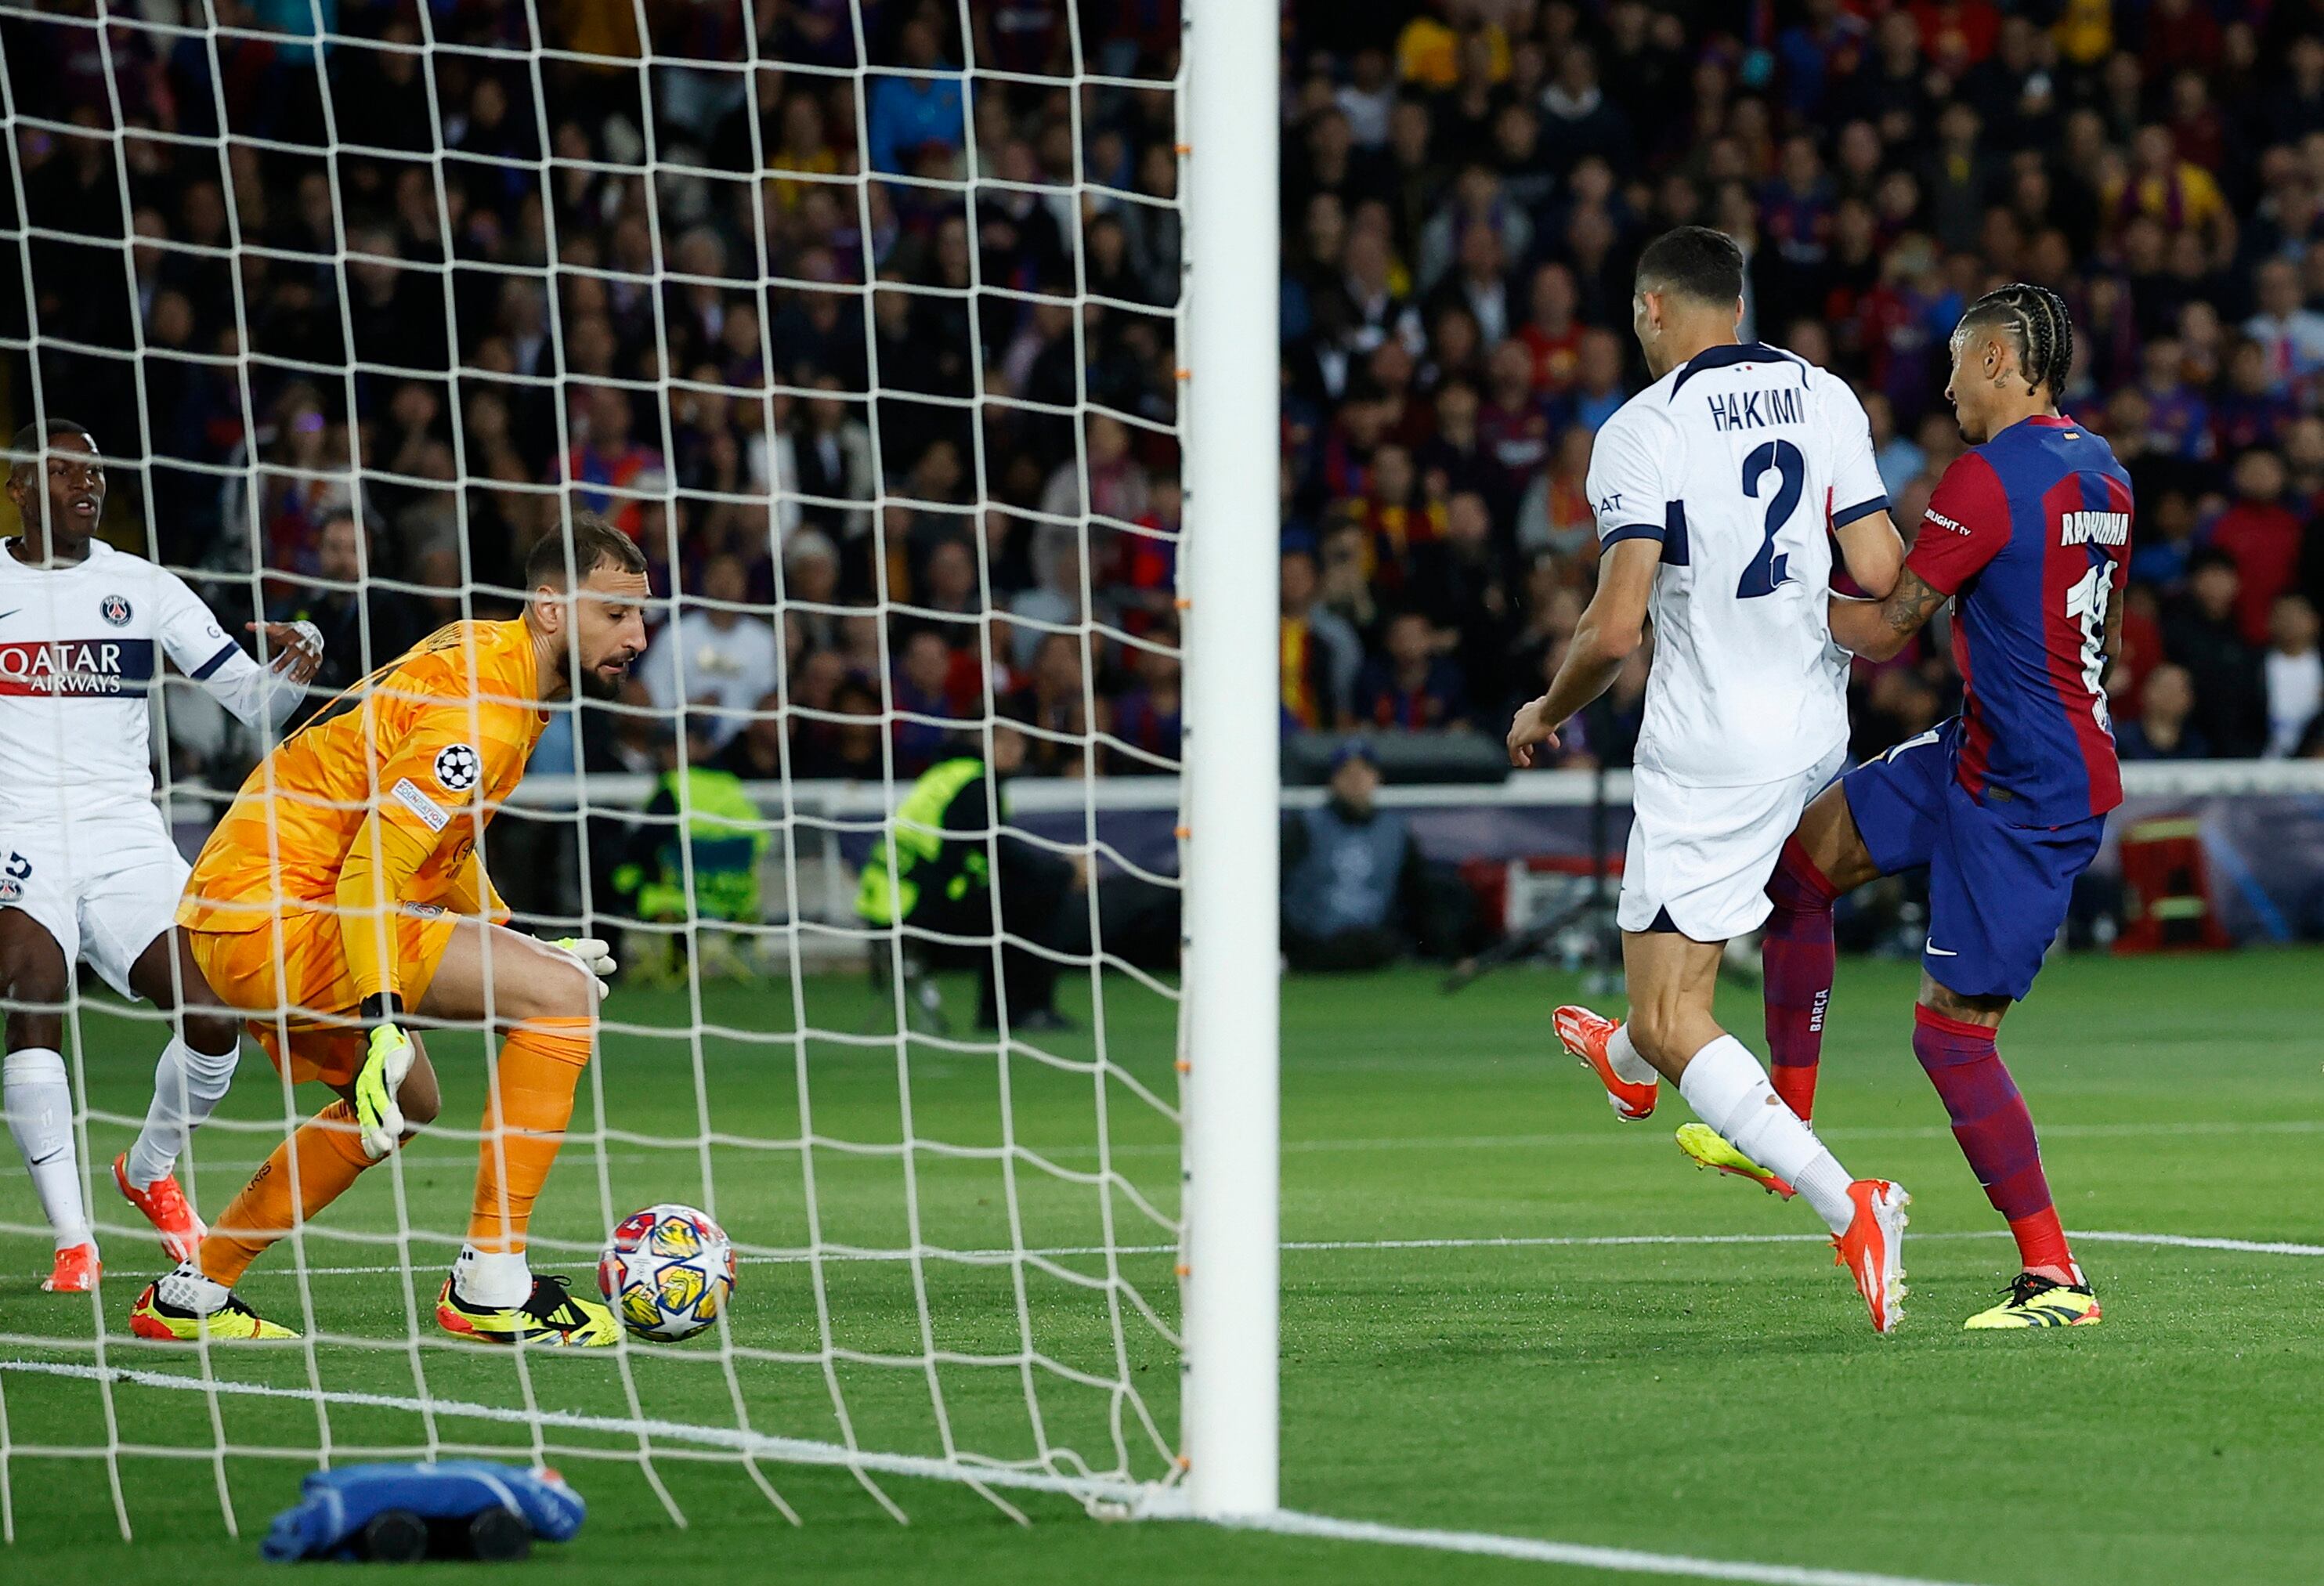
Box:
[1629,226,1748,378]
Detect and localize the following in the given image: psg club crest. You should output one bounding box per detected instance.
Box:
[99,594,132,627]
[433,742,480,793]
[0,852,30,903]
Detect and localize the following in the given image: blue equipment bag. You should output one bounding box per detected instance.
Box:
[261,1460,585,1563]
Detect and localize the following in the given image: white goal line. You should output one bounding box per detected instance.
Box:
[35,1227,2310,1281]
[0,1357,1989,1586]
[1230,1509,1993,1586]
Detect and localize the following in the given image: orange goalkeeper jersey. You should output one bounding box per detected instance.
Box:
[178,619,547,996]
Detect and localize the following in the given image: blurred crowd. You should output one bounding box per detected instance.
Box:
[1276,0,2324,766]
[1,0,1184,796]
[5,0,2324,795]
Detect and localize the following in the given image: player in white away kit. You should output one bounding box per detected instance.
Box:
[0,422,320,1292]
[1505,228,1917,1331]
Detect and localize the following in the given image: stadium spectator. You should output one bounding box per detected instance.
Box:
[2116,663,2211,761]
[636,555,781,749]
[2243,258,2324,402]
[782,530,845,656]
[2264,594,2324,757]
[865,16,966,176]
[1356,609,1470,732]
[2210,450,2307,645]
[1006,536,1086,672]
[566,387,664,543]
[712,690,788,782]
[269,511,427,723]
[1410,490,1515,709]
[1001,631,1090,779]
[1279,740,1428,973]
[2163,553,2269,757]
[1516,422,1597,559]
[1316,513,1382,645]
[1109,634,1183,774]
[892,628,968,778]
[1868,392,1925,499]
[1281,546,1359,733]
[16,0,2324,789]
[1565,328,1630,432]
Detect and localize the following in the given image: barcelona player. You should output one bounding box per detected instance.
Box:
[128,515,647,1344]
[1681,284,2132,1329]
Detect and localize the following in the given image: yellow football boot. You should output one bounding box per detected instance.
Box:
[1964,1272,2102,1330]
[128,1282,297,1341]
[1675,1122,1797,1199]
[437,1274,622,1346]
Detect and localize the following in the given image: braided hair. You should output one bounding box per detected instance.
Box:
[1959,282,2075,399]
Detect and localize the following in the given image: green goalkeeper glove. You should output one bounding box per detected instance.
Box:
[551,936,617,999]
[353,994,417,1160]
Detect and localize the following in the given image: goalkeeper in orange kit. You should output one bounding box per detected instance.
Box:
[128,515,649,1346]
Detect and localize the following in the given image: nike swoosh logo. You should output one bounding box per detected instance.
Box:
[1925,943,1958,956]
[0,611,17,623]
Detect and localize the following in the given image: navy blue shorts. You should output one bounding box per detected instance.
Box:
[1841,727,2105,1002]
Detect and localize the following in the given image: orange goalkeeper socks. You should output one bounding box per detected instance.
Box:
[200,1100,374,1288]
[467,1017,593,1256]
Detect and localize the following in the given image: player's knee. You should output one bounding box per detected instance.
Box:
[183,1009,243,1057]
[523,951,600,1026]
[470,932,601,1028]
[0,945,69,1050]
[0,941,68,1011]
[1766,837,1838,914]
[1918,981,2008,1029]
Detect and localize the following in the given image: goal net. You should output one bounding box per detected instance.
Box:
[0,0,1276,1538]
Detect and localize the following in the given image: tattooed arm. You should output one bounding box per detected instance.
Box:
[1828,566,1950,663]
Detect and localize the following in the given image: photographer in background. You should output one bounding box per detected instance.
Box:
[1280,739,1472,971]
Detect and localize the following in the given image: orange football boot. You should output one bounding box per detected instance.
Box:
[1553,1005,1658,1122]
[115,1154,205,1264]
[43,1242,99,1293]
[1832,1179,1911,1333]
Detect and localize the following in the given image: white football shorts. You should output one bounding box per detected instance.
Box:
[1617,743,1849,944]
[0,803,190,998]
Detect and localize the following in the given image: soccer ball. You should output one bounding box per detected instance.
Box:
[597,1204,737,1342]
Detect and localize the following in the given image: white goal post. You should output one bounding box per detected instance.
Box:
[1179,0,1281,1522]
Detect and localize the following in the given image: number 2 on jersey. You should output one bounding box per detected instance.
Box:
[1737,439,1803,599]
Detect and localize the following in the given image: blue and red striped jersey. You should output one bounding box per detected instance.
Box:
[1906,414,2134,826]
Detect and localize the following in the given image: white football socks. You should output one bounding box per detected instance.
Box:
[1676,1035,1856,1235]
[125,1034,240,1188]
[4,1048,92,1252]
[454,1246,533,1308]
[1606,1022,1658,1084]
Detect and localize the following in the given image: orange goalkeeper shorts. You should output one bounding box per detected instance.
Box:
[186,905,461,1089]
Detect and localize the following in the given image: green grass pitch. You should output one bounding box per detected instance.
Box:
[0,946,2319,1584]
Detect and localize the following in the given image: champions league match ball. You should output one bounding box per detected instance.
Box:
[597,1205,738,1342]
